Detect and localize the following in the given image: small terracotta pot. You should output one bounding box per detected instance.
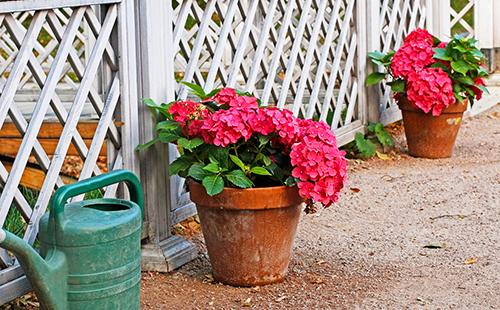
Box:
[398,98,468,158]
[189,181,303,286]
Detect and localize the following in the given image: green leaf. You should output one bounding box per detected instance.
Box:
[456,76,475,86]
[208,147,229,168]
[284,176,298,187]
[143,98,158,108]
[177,138,204,151]
[258,135,271,148]
[389,79,405,93]
[136,137,160,151]
[262,155,272,166]
[156,120,181,131]
[206,88,221,98]
[365,72,386,86]
[188,163,212,181]
[202,175,224,196]
[433,48,452,61]
[225,170,253,189]
[430,62,450,71]
[169,156,192,176]
[203,162,220,173]
[200,100,221,111]
[355,132,376,158]
[476,85,489,94]
[368,51,385,60]
[250,166,272,176]
[181,81,207,99]
[374,123,394,147]
[144,98,171,117]
[366,123,376,133]
[230,154,246,172]
[451,60,470,75]
[158,132,180,143]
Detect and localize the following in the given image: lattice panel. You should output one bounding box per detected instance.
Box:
[377,0,428,122]
[0,3,126,271]
[450,0,474,37]
[0,8,96,119]
[173,0,362,131]
[170,0,364,222]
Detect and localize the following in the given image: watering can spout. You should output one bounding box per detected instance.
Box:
[0,229,67,309]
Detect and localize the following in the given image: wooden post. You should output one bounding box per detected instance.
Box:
[356,0,367,126]
[431,0,450,41]
[474,0,495,71]
[365,0,381,123]
[135,0,197,272]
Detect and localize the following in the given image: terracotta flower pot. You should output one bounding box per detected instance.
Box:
[188,181,303,286]
[398,98,468,158]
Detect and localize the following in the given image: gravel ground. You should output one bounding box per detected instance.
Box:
[141,105,500,309]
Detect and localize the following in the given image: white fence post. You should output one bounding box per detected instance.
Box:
[135,0,198,272]
[432,0,450,41]
[365,0,381,123]
[474,0,493,49]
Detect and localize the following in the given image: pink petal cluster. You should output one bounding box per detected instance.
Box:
[200,108,256,146]
[171,88,347,209]
[168,101,204,123]
[390,28,435,78]
[209,88,237,106]
[406,67,456,116]
[290,120,347,208]
[228,96,259,109]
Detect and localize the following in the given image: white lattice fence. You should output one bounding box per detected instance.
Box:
[169,0,367,222]
[0,0,139,303]
[369,0,430,124]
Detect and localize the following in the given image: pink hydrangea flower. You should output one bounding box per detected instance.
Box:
[200,107,256,146]
[209,88,237,106]
[228,96,258,109]
[168,101,203,123]
[390,28,435,78]
[167,87,347,210]
[406,67,456,116]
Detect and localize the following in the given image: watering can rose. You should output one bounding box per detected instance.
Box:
[139,84,347,213]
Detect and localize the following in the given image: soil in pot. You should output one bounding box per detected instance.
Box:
[399,98,468,158]
[189,181,303,287]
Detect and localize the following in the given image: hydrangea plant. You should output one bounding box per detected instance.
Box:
[366,28,489,116]
[139,85,347,213]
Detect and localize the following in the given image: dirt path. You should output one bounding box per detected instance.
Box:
[141,105,499,309]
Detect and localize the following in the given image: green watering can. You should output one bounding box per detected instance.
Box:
[0,170,144,310]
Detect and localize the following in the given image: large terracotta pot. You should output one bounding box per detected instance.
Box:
[188,181,303,286]
[398,98,468,158]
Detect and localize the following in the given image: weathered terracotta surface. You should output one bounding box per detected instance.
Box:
[189,181,303,287]
[399,98,468,159]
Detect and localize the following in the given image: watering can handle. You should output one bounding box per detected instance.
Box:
[50,170,144,225]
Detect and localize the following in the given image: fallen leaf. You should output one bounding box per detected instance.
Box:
[464,257,477,265]
[350,187,361,193]
[204,274,214,282]
[310,277,324,284]
[381,175,394,182]
[376,151,390,160]
[242,297,252,307]
[488,111,499,119]
[423,243,446,249]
